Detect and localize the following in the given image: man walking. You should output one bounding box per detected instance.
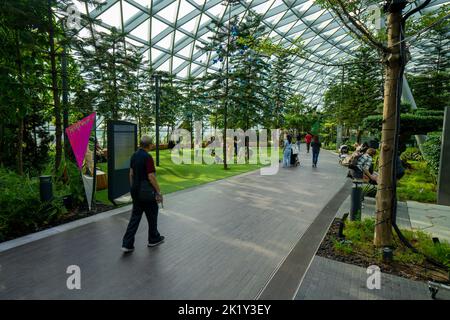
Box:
[122,135,164,253]
[305,132,313,153]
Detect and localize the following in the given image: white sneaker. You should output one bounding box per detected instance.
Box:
[121,247,134,253]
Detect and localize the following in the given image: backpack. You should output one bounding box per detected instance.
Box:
[343,152,363,169]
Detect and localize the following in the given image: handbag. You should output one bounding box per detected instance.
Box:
[138,180,157,203]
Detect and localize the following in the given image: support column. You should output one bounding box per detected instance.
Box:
[438,107,450,206]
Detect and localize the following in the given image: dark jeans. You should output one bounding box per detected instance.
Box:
[306,142,311,153]
[312,150,320,165]
[122,199,160,249]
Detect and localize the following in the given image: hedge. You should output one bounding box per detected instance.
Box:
[363,113,443,135]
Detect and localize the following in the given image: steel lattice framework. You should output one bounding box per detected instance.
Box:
[67,0,449,107]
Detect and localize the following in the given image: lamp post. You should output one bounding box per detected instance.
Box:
[152,74,162,166]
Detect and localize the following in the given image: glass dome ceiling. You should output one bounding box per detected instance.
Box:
[67,0,449,107]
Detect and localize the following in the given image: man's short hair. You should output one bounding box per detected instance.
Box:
[367,148,376,156]
[140,135,152,148]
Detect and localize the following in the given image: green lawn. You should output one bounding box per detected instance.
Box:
[96,148,281,204]
[397,160,437,203]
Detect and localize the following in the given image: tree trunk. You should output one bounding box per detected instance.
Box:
[48,0,62,172]
[14,31,24,175]
[166,125,170,144]
[138,115,141,142]
[191,111,194,150]
[374,9,403,247]
[223,17,232,171]
[17,118,24,176]
[356,128,362,144]
[112,40,118,120]
[0,123,3,166]
[61,43,70,160]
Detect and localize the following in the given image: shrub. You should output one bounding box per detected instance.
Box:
[422,132,442,179]
[401,229,450,269]
[401,147,423,162]
[344,219,375,245]
[0,168,65,242]
[397,161,437,203]
[42,159,86,207]
[324,143,337,150]
[333,238,354,255]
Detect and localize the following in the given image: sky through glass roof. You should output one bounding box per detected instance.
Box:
[66,0,449,107]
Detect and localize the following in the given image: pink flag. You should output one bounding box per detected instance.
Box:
[66,113,96,170]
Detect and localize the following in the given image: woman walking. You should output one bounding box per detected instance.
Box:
[311,135,322,168]
[283,134,293,168]
[296,133,302,153]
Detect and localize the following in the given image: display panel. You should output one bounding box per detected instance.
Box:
[107,121,137,203]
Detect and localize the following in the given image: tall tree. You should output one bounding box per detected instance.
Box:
[322,46,383,142]
[47,0,64,171]
[0,0,53,175]
[268,51,294,129]
[74,27,144,121]
[406,5,450,111]
[315,0,441,246]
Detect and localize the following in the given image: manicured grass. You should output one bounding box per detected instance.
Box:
[95,148,280,204]
[397,160,437,203]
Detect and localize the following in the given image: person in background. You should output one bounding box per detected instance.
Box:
[122,135,164,253]
[305,132,313,153]
[296,133,302,154]
[358,142,370,154]
[311,135,322,168]
[283,134,293,168]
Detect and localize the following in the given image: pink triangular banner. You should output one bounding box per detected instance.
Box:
[66,113,96,170]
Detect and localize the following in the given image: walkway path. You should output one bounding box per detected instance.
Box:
[295,256,450,300]
[0,148,348,299]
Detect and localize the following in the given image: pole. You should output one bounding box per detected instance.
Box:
[350,181,362,221]
[155,75,161,166]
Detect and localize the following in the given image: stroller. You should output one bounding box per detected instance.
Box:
[338,144,349,164]
[290,144,300,167]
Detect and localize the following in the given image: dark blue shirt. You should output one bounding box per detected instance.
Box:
[311,141,322,153]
